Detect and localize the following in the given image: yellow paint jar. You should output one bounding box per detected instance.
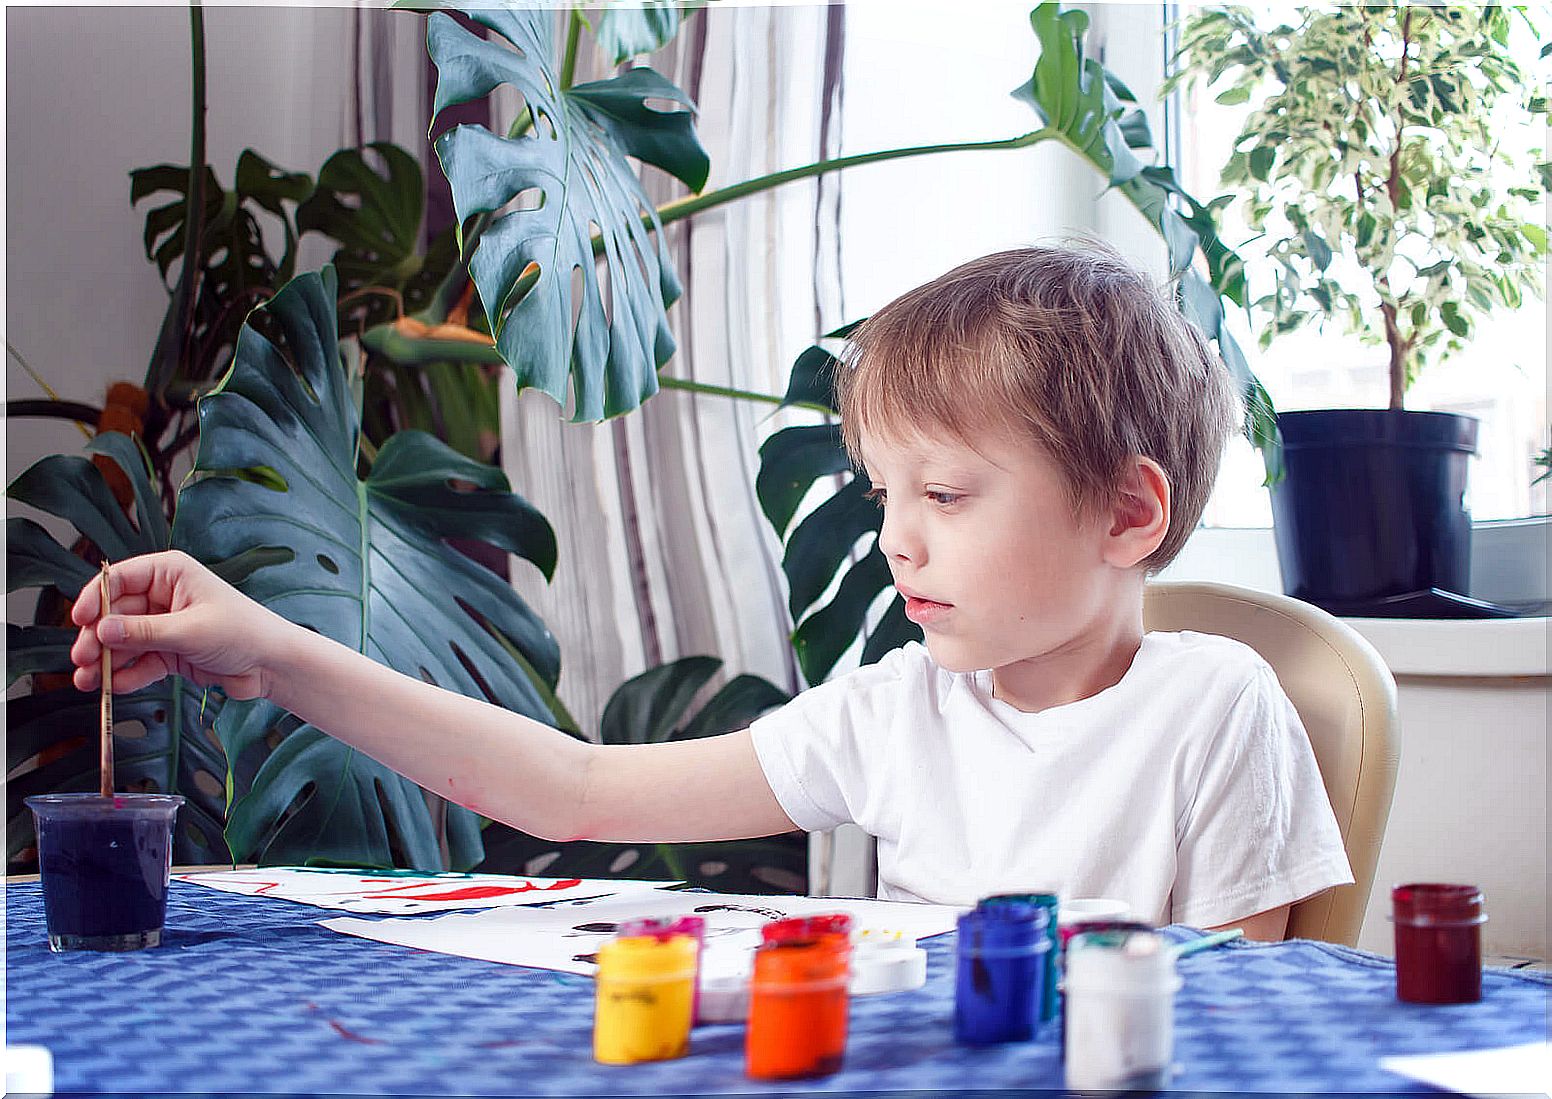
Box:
[593,932,697,1064]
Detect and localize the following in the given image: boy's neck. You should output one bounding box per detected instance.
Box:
[987,609,1145,714]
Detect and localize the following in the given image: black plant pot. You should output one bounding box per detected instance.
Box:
[1268,409,1504,618]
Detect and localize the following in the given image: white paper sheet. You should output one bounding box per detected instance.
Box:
[1379,1041,1552,1098]
[176,867,680,914]
[321,890,963,975]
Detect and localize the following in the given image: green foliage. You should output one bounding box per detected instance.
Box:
[132,150,314,401]
[172,267,562,869]
[296,143,461,332]
[6,435,231,866]
[590,1,705,66]
[1168,4,1549,405]
[1019,3,1275,454]
[756,5,1280,686]
[426,7,710,421]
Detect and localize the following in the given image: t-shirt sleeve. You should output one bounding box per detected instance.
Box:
[746,648,911,834]
[1171,664,1355,928]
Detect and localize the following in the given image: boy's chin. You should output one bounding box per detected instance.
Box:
[920,637,990,675]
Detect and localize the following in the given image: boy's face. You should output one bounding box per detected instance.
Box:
[858,424,1134,683]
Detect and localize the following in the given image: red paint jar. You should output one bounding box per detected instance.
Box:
[1392,883,1486,1004]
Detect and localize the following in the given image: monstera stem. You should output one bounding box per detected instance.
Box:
[656,377,831,416]
[651,128,1054,231]
[559,9,584,90]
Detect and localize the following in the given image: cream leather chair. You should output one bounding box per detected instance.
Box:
[809,581,1400,947]
[1142,581,1399,945]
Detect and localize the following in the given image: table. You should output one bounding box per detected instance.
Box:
[7,879,1547,1095]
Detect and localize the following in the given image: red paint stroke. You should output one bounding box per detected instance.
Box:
[357,878,584,901]
[328,1019,384,1045]
[181,871,285,895]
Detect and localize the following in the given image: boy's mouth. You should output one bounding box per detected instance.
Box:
[900,591,954,625]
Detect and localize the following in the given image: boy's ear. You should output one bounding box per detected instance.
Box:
[1103,456,1170,568]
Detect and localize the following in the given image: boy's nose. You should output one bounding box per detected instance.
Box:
[877,508,921,565]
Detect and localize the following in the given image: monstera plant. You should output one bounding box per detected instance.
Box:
[7,268,562,869]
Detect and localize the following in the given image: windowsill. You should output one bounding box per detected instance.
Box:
[1341,616,1548,678]
[1162,517,1550,679]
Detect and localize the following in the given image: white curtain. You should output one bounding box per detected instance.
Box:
[501,6,847,737]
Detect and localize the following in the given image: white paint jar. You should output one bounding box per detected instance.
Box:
[1063,929,1181,1091]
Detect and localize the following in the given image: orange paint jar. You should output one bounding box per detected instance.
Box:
[745,937,850,1080]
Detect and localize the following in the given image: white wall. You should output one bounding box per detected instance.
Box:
[5,4,425,623]
[4,4,425,478]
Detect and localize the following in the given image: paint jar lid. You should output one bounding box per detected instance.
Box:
[762,913,853,945]
[751,938,849,989]
[1058,919,1155,956]
[979,891,1060,915]
[849,938,928,995]
[1058,898,1132,926]
[596,933,698,982]
[618,915,706,942]
[1392,883,1487,926]
[1064,929,1180,995]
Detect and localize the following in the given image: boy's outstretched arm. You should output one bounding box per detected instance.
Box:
[70,551,799,846]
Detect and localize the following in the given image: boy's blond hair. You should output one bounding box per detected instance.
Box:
[837,242,1242,570]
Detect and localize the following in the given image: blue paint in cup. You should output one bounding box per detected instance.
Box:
[25,793,184,952]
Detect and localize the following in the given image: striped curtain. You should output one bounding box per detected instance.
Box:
[500,5,849,738]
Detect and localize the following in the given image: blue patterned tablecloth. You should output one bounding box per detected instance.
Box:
[6,879,1547,1096]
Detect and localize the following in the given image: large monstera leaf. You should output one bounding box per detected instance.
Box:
[427,6,710,421]
[174,266,561,870]
[1016,3,1276,455]
[477,656,806,893]
[6,434,231,868]
[755,343,919,688]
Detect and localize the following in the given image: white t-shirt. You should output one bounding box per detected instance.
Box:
[749,632,1353,927]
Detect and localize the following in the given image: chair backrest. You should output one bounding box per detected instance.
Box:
[1142,581,1400,945]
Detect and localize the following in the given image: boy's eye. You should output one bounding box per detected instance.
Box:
[862,487,887,508]
[927,491,963,506]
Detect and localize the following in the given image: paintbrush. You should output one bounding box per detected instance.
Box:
[99,561,114,798]
[1171,928,1244,959]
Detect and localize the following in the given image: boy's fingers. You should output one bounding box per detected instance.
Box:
[77,594,149,624]
[73,653,172,694]
[72,554,170,625]
[110,654,173,694]
[71,583,99,626]
[96,609,195,654]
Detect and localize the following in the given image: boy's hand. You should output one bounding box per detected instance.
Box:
[70,550,285,701]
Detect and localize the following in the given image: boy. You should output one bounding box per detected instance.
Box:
[69,244,1351,940]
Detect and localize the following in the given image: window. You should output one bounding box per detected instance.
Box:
[1171,3,1548,525]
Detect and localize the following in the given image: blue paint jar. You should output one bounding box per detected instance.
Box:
[979,892,1061,1022]
[954,901,1050,1044]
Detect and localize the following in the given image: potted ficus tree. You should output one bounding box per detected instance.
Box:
[1168,4,1548,616]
